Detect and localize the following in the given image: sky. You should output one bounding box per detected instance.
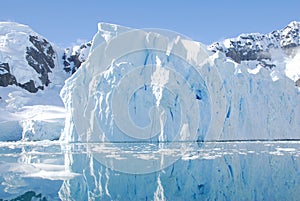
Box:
[1,0,300,48]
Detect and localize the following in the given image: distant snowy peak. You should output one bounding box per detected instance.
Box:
[209,21,300,63]
[209,21,300,86]
[281,21,300,48]
[0,22,60,93]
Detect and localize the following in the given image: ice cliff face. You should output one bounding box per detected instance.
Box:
[61,22,300,144]
[60,24,224,144]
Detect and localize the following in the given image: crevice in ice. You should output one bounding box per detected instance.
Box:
[151,56,169,107]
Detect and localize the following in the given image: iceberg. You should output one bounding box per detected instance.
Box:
[61,22,300,144]
[60,24,226,143]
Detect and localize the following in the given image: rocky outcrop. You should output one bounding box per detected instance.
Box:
[63,42,91,74]
[25,35,56,90]
[209,21,300,86]
[209,21,300,66]
[0,63,17,87]
[0,62,44,93]
[296,78,300,87]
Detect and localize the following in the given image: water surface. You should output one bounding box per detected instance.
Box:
[0,140,300,200]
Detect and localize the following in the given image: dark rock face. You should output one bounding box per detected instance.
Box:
[0,62,44,93]
[26,35,56,88]
[209,34,276,64]
[63,42,91,74]
[62,52,80,74]
[18,80,41,93]
[296,78,300,87]
[0,63,17,87]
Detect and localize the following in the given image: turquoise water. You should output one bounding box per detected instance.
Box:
[0,141,300,200]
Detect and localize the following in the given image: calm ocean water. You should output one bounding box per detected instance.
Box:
[0,140,300,200]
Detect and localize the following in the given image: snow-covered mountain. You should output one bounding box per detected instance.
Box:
[0,22,92,141]
[210,21,300,61]
[0,22,68,140]
[0,22,60,93]
[209,21,300,85]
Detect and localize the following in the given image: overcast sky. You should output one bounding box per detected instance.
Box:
[1,0,300,47]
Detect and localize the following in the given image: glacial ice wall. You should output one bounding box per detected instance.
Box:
[61,24,226,143]
[61,23,300,143]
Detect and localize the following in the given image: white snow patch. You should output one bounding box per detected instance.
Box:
[285,48,300,82]
[247,64,262,74]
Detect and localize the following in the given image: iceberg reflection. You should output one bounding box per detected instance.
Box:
[1,141,300,200]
